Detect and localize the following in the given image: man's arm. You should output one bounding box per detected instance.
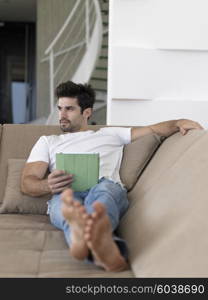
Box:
[131,119,203,142]
[21,161,73,197]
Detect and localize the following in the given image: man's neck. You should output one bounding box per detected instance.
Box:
[79,125,89,132]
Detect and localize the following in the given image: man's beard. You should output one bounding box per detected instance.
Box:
[59,119,80,133]
[59,119,72,132]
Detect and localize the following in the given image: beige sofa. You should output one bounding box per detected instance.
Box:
[0,124,208,278]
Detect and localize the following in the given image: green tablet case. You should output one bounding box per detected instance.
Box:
[56,153,100,191]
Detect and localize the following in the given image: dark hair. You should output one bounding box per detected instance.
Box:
[55,81,95,113]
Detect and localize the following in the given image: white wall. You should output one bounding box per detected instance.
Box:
[107,0,208,127]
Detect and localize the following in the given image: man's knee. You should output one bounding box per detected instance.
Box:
[94,179,123,195]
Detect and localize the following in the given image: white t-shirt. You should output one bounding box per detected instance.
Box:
[27,127,131,186]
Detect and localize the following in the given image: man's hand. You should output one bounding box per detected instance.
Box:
[176,119,204,136]
[48,170,73,194]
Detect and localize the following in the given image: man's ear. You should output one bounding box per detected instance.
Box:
[83,108,92,120]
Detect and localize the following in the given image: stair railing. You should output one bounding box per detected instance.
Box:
[41,0,103,124]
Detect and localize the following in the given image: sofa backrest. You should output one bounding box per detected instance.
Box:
[0,123,161,204]
[0,124,104,203]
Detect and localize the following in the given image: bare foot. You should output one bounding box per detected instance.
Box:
[84,202,129,272]
[61,189,89,260]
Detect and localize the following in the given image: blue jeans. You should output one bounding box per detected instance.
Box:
[47,177,129,261]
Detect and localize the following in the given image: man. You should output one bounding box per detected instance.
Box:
[21,81,203,272]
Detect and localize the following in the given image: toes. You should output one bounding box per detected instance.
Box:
[61,188,73,204]
[84,222,91,233]
[82,213,89,221]
[78,205,86,214]
[84,218,93,233]
[93,202,106,214]
[61,188,73,198]
[84,233,91,242]
[61,203,73,217]
[86,218,93,227]
[92,202,106,219]
[84,217,94,243]
[74,201,81,208]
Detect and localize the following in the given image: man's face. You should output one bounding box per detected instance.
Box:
[58,97,91,133]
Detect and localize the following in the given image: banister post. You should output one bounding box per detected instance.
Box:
[49,49,54,114]
[85,0,90,49]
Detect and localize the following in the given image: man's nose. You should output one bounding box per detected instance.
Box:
[60,109,67,118]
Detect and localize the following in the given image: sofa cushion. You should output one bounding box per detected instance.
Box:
[0,159,50,214]
[0,214,134,278]
[120,133,162,191]
[0,125,61,204]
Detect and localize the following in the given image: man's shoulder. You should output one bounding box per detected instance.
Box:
[95,127,114,135]
[97,126,131,134]
[97,126,121,132]
[39,134,64,143]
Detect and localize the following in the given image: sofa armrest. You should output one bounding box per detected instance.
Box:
[120,129,208,277]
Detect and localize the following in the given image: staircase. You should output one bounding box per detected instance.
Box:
[89,0,109,125]
[41,0,103,125]
[33,0,108,125]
